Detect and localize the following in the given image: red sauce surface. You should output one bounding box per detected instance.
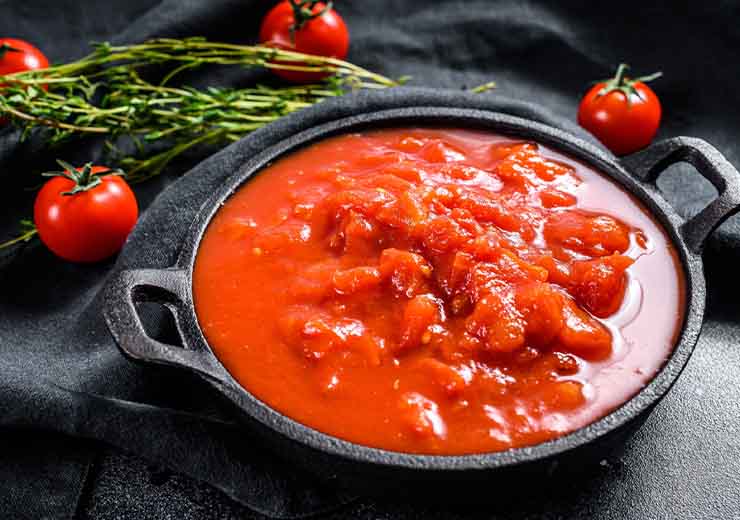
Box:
[193,128,685,455]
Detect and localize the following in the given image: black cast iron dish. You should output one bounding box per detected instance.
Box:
[104,89,740,487]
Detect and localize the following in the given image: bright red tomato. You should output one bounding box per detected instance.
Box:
[578,63,662,156]
[0,38,49,76]
[34,162,138,263]
[259,0,349,83]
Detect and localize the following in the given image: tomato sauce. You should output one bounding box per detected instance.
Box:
[193,128,685,455]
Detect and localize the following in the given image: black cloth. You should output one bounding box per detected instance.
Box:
[1,1,740,519]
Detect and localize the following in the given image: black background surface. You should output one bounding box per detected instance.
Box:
[1,1,739,519]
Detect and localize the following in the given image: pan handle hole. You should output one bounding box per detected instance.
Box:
[134,301,184,348]
[655,162,718,219]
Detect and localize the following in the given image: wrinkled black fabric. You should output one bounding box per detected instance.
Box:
[1,1,740,519]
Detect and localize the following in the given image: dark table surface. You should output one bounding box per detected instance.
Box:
[1,1,740,519]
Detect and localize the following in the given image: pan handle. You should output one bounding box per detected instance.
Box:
[621,137,740,253]
[103,268,224,381]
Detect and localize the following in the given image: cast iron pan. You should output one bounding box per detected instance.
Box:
[103,90,740,489]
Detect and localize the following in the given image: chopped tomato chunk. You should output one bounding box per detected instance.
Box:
[379,248,432,297]
[533,255,571,286]
[332,266,382,295]
[544,211,631,257]
[466,290,526,353]
[540,188,577,208]
[382,161,424,182]
[398,294,443,353]
[551,352,580,374]
[279,310,383,365]
[490,142,537,162]
[515,282,566,348]
[421,215,470,253]
[548,380,586,410]
[557,299,612,360]
[569,255,634,317]
[330,209,380,256]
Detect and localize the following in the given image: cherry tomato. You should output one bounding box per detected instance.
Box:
[0,38,49,76]
[34,162,138,263]
[578,63,662,156]
[259,0,349,83]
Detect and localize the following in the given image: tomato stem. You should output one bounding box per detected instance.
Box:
[42,160,124,196]
[633,71,663,83]
[613,63,629,86]
[0,42,22,60]
[596,63,662,105]
[288,0,333,42]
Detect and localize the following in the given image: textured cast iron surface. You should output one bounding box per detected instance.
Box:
[104,88,740,474]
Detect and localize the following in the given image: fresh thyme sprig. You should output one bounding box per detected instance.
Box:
[0,37,397,181]
[0,37,395,90]
[97,77,362,182]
